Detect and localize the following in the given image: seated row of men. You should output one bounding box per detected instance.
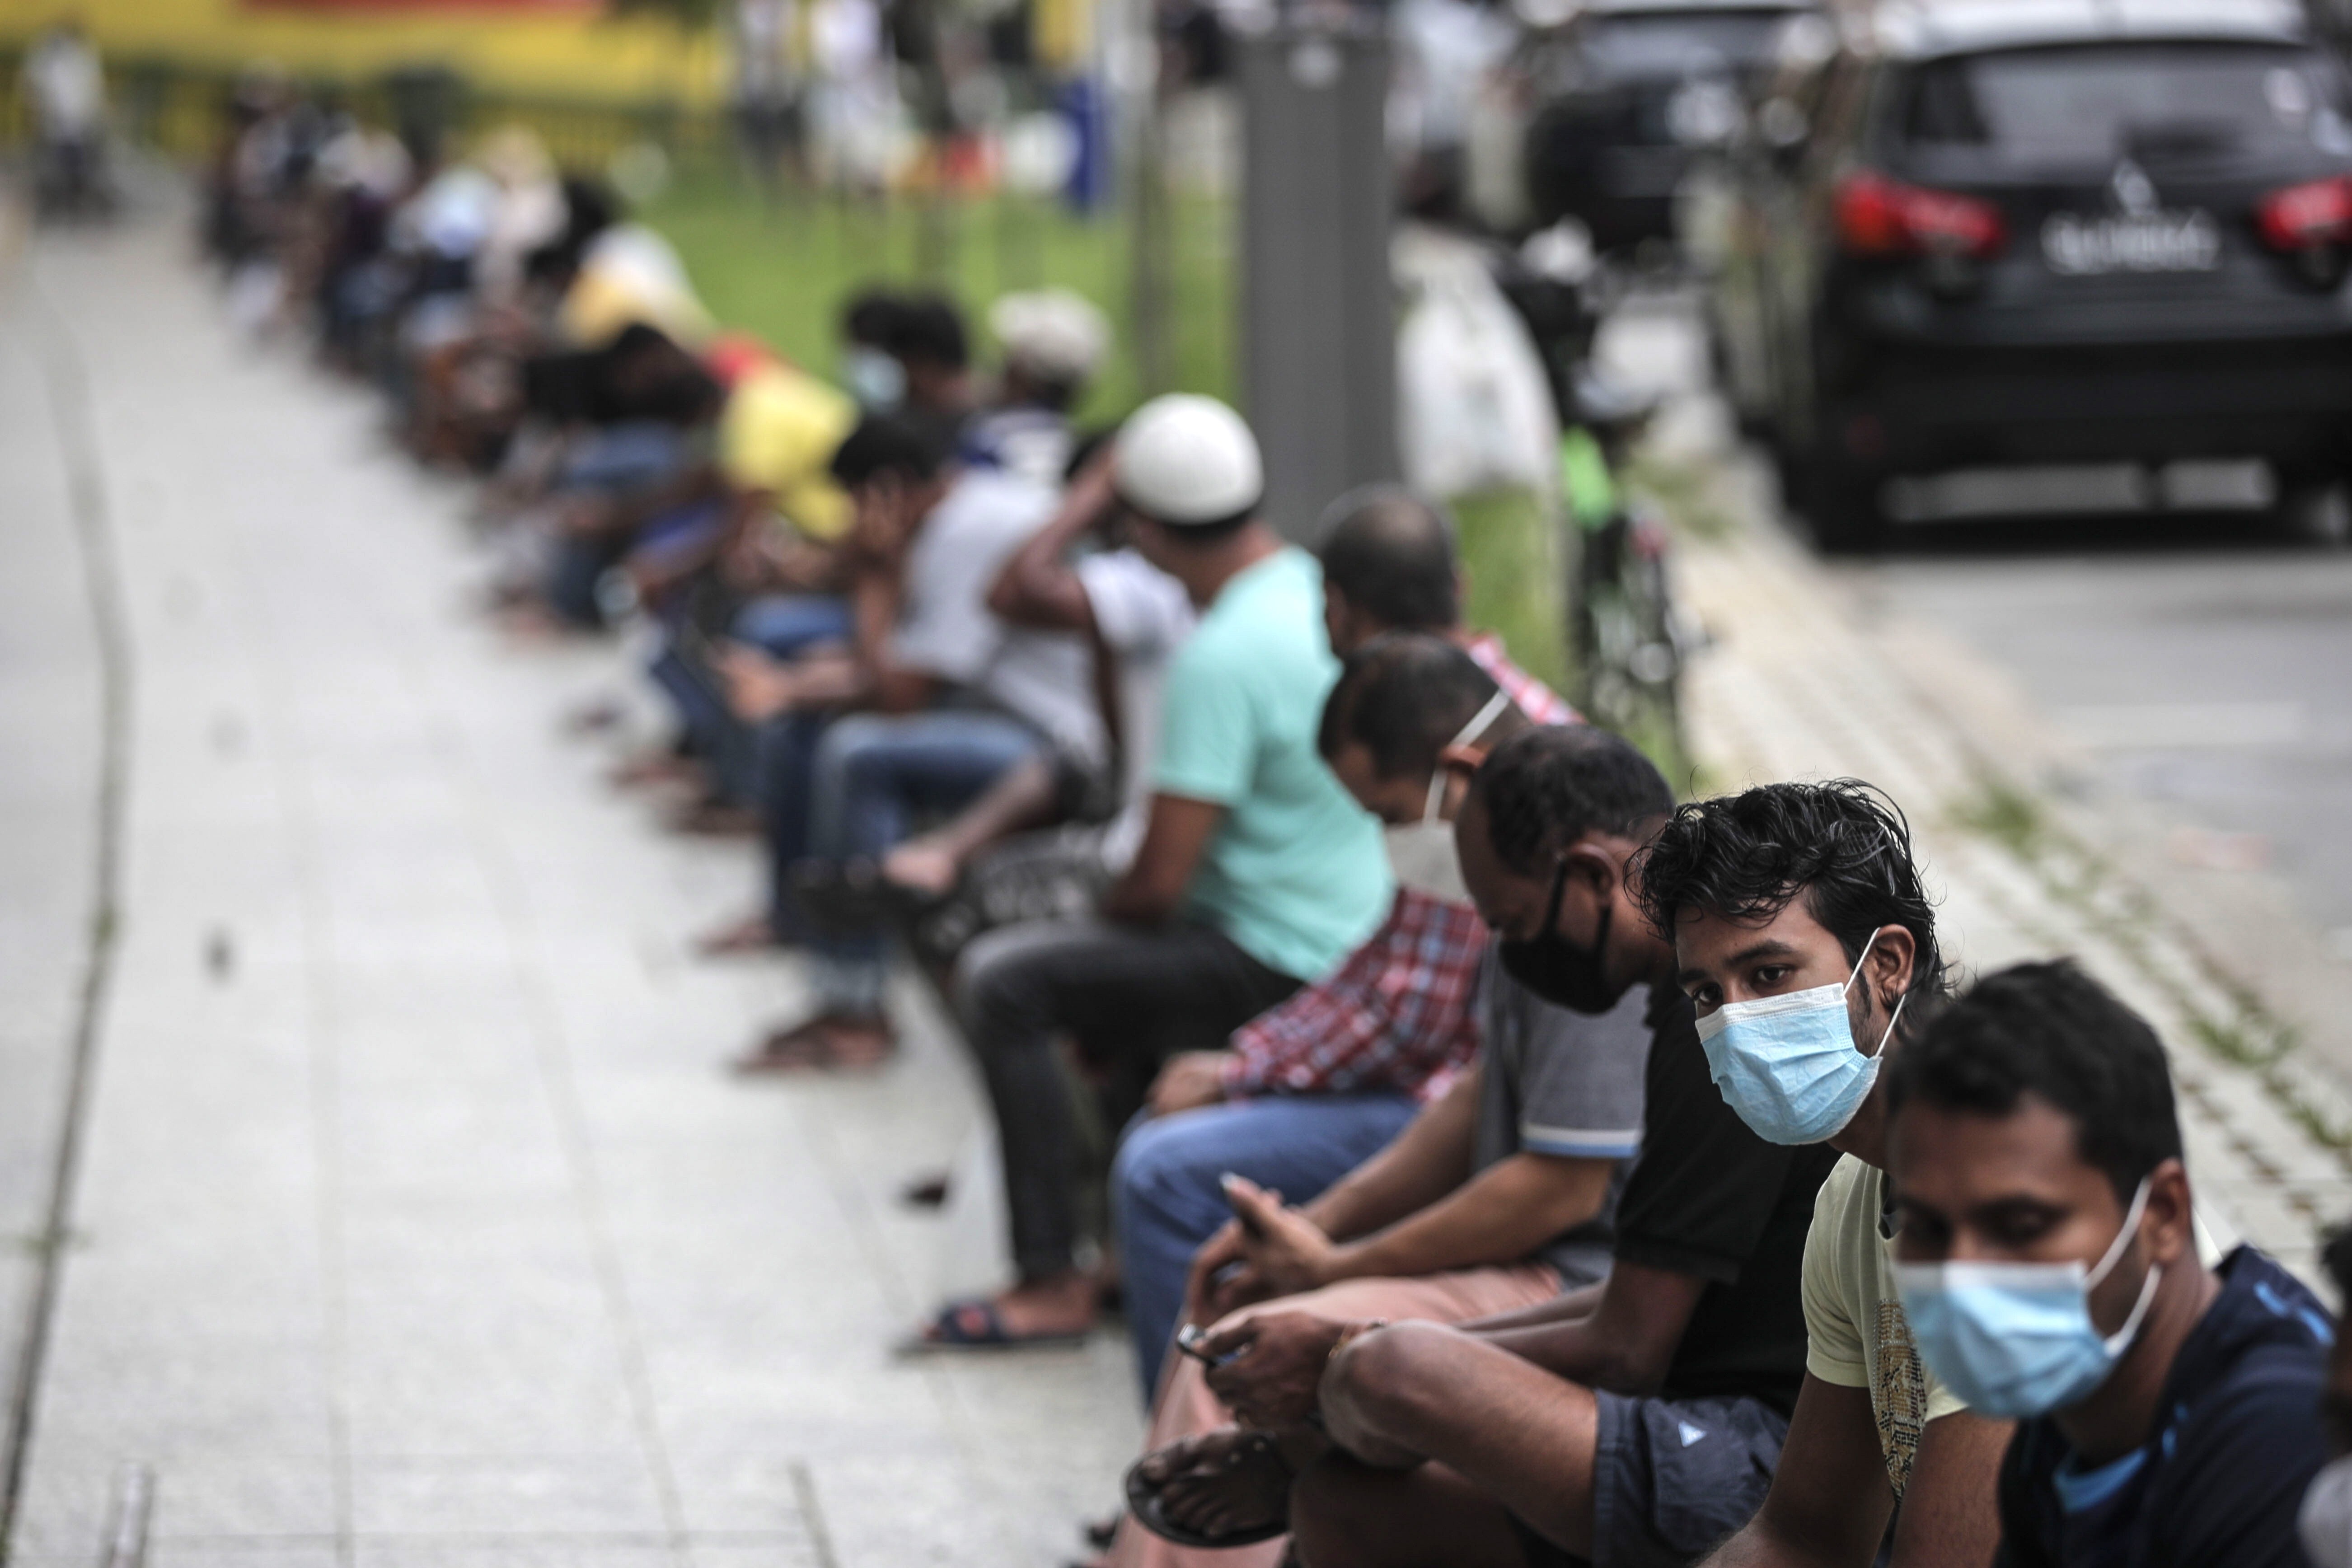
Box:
[245,140,2351,1567]
[617,360,2347,1565]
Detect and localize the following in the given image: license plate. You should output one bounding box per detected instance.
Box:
[2041,211,2222,276]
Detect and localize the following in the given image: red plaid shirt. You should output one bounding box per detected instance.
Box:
[1215,637,1570,1100]
[1220,888,1489,1100]
[1463,632,1577,727]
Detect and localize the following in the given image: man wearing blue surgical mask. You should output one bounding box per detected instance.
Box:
[1640,781,2011,1568]
[1885,960,2332,1568]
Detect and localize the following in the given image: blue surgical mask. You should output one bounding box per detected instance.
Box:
[842,346,905,410]
[1893,1177,2161,1419]
[1694,928,1905,1145]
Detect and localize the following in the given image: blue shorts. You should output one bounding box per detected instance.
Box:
[1511,1390,1788,1568]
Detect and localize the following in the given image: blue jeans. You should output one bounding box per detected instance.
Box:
[544,423,697,627]
[801,711,1045,1015]
[1111,1093,1421,1399]
[649,595,851,805]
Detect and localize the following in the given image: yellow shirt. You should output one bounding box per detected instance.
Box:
[717,364,856,541]
[1801,1154,1970,1501]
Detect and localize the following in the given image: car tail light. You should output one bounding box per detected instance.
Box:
[1835,171,2007,259]
[2257,177,2352,251]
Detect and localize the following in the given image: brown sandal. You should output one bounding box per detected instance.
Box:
[731,1013,896,1075]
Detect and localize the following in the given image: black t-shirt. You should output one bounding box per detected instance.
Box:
[1610,985,1841,1417]
[1995,1246,2334,1568]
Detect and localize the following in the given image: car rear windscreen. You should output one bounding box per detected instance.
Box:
[1583,11,1799,83]
[1900,44,2352,167]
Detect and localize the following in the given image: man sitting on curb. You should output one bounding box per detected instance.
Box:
[1639,781,2012,1568]
[1108,725,1670,1568]
[911,395,1393,1349]
[1123,724,1837,1568]
[725,416,1107,1070]
[1887,960,2333,1568]
[1113,582,1571,1393]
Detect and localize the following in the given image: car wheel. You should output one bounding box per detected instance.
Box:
[2282,477,2352,550]
[1803,456,1888,555]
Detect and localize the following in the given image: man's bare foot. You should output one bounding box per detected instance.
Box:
[882,839,960,898]
[732,1013,895,1075]
[695,911,780,957]
[609,749,701,789]
[1131,1428,1297,1545]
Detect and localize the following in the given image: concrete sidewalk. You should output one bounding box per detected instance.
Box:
[3,219,1136,1568]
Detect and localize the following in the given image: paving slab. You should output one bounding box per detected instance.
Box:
[3,216,1137,1568]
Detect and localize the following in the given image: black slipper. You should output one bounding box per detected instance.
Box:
[1124,1432,1293,1549]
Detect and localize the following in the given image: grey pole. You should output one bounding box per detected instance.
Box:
[1235,16,1396,542]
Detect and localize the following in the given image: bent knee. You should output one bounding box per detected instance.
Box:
[1331,1320,1466,1432]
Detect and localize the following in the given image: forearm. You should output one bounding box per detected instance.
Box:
[777,650,873,709]
[989,473,1105,627]
[1319,1156,1609,1285]
[917,756,1059,863]
[1101,868,1181,924]
[1303,1076,1479,1241]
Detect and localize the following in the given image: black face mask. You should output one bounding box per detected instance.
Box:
[1497,858,1627,1015]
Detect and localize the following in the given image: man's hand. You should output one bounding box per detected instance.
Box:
[1183,1220,1251,1329]
[717,642,801,722]
[1149,1052,1233,1115]
[1226,1175,1340,1298]
[1201,1311,1349,1429]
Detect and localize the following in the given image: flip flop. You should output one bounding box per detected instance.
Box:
[894,1298,1092,1356]
[730,1015,895,1076]
[1123,1432,1293,1549]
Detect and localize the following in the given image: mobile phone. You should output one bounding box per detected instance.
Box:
[1174,1322,1238,1367]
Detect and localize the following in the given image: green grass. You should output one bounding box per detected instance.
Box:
[1452,487,1569,697]
[642,173,1237,423]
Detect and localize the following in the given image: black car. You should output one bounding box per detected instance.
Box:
[1516,0,1821,254]
[1707,0,2352,549]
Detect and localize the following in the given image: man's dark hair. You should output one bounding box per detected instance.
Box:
[1469,725,1674,876]
[1886,960,2181,1204]
[1315,486,1460,632]
[1635,779,1950,1006]
[829,414,942,489]
[890,294,970,370]
[1318,633,1521,778]
[842,289,908,349]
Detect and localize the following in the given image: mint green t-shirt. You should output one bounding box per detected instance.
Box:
[1151,548,1392,982]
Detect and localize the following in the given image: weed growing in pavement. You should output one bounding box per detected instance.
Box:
[1951,776,2046,859]
[1950,773,2352,1164]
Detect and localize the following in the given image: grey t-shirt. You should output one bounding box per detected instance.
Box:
[1471,950,1650,1286]
[889,469,1108,770]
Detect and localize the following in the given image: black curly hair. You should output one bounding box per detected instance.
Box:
[1632,779,1949,1006]
[1886,960,2178,1204]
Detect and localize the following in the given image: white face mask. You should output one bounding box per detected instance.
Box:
[2303,1454,2352,1568]
[1383,689,1512,903]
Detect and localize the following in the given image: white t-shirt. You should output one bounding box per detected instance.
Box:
[1076,548,1195,869]
[891,470,1108,770]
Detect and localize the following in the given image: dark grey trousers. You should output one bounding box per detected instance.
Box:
[953,917,1300,1282]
